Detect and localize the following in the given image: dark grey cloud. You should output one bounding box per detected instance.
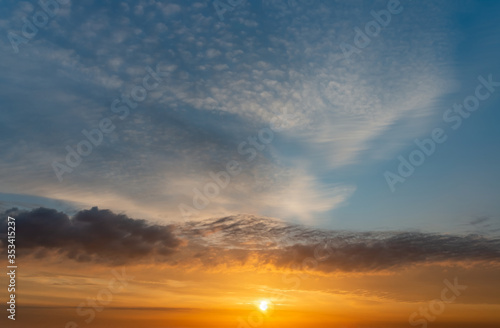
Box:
[467,216,500,235]
[179,215,500,273]
[0,207,180,264]
[470,216,490,225]
[2,210,500,272]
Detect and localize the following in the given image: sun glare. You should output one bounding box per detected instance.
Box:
[259,301,269,312]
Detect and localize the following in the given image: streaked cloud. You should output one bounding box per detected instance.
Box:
[3,208,499,273]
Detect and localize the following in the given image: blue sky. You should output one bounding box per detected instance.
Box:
[0,0,499,235]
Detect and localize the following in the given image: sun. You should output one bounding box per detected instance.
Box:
[259,301,269,312]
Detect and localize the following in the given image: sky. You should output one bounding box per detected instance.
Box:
[0,0,500,327]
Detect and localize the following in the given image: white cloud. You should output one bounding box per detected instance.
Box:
[157,3,182,16]
[0,0,462,224]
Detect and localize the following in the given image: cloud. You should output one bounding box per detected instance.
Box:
[157,3,182,17]
[0,0,462,223]
[470,216,490,225]
[179,215,500,273]
[0,207,180,264]
[3,208,499,273]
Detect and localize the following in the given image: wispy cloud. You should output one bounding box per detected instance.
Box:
[0,1,461,222]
